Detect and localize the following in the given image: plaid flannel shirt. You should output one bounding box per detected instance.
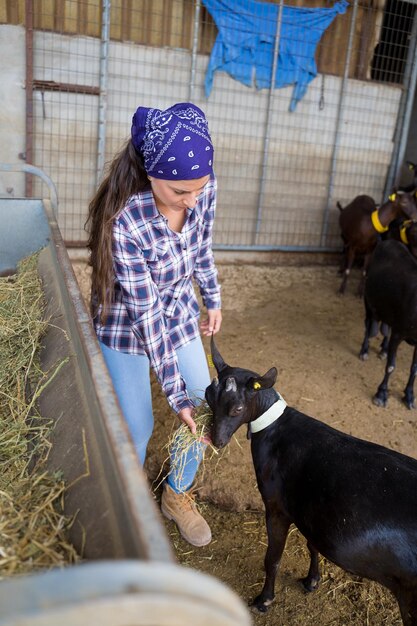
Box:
[94,176,221,414]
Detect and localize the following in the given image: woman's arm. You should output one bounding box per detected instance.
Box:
[112,219,194,417]
[193,178,222,321]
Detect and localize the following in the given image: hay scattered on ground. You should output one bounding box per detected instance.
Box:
[0,254,79,578]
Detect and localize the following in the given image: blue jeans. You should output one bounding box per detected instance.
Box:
[99,337,210,493]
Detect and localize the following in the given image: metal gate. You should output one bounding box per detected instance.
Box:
[1,0,417,251]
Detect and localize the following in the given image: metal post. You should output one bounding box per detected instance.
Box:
[384,9,417,198]
[25,0,34,197]
[96,0,111,186]
[189,0,201,102]
[320,0,358,248]
[254,0,284,244]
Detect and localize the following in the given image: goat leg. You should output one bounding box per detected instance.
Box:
[251,511,290,613]
[359,299,378,361]
[403,346,417,410]
[373,334,401,407]
[338,247,355,295]
[359,317,375,361]
[301,540,321,592]
[338,242,347,275]
[396,585,417,626]
[357,252,371,299]
[379,323,390,360]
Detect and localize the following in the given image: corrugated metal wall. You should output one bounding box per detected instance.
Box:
[1,0,416,251]
[0,1,390,77]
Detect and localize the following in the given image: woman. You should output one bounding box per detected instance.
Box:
[86,103,222,547]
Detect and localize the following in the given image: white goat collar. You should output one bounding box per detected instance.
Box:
[250,395,287,433]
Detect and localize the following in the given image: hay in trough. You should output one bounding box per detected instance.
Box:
[0,253,79,578]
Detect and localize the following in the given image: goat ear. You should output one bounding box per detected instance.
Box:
[210,334,228,373]
[248,367,277,391]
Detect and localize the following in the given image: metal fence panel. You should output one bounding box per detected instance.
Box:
[1,0,416,251]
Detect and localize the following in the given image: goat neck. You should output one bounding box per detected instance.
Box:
[250,388,286,435]
[251,387,281,422]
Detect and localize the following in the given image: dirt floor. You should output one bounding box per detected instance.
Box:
[72,258,417,626]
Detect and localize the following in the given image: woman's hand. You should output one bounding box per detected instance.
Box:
[178,406,197,435]
[200,308,222,336]
[178,406,211,445]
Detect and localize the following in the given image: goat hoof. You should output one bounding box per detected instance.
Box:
[378,351,387,360]
[359,352,368,361]
[402,396,415,410]
[301,576,320,593]
[373,395,386,408]
[250,595,274,614]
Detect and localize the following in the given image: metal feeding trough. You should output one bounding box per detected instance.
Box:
[0,164,252,626]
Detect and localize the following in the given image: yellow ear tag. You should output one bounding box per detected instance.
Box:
[389,193,396,201]
[207,353,214,368]
[253,382,261,390]
[410,164,414,170]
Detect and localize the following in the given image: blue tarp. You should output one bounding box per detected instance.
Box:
[202,0,349,111]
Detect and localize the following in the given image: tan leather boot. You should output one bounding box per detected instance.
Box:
[161,482,212,547]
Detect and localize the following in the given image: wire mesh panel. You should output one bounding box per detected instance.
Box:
[1,0,416,250]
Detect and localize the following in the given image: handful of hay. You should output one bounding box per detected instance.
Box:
[161,400,218,488]
[0,254,79,577]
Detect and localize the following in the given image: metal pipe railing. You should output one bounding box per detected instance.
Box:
[189,0,201,102]
[320,0,358,248]
[96,0,111,186]
[254,0,284,245]
[0,163,58,213]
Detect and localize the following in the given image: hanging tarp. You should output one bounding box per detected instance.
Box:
[202,0,349,111]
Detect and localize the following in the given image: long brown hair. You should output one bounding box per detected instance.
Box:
[86,140,148,322]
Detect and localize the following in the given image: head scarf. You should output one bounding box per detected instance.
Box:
[131,102,214,180]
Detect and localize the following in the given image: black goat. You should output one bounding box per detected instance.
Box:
[361,220,417,359]
[365,220,417,359]
[337,190,417,296]
[399,161,417,193]
[359,239,417,409]
[387,218,417,259]
[205,335,417,625]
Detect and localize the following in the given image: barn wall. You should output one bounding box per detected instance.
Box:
[0,6,410,249]
[0,26,26,196]
[0,0,385,80]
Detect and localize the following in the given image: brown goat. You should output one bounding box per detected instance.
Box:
[338,191,417,296]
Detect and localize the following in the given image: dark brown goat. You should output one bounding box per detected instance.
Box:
[206,335,417,625]
[338,191,417,296]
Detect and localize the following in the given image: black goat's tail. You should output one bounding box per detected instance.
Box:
[337,201,344,212]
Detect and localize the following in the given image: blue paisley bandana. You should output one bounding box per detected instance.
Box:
[131,102,214,180]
